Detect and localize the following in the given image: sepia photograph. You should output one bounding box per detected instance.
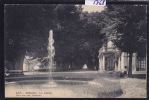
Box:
[4,4,147,98]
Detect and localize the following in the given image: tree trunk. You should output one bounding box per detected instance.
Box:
[12,60,15,70]
[9,52,26,77]
[70,61,72,68]
[14,53,25,70]
[70,61,73,70]
[128,52,133,77]
[59,61,63,71]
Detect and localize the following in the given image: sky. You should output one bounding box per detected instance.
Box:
[82,5,105,13]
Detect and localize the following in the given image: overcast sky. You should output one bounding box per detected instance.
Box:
[82,5,105,13]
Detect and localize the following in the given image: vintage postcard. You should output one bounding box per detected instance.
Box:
[4,3,147,98]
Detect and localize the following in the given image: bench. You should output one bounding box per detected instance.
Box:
[5,70,24,77]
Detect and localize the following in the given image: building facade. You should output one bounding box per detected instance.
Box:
[98,40,146,74]
[23,56,41,72]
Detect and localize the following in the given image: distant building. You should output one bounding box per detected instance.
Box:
[23,56,41,72]
[98,40,146,74]
[23,56,56,72]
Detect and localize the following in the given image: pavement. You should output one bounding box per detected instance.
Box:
[5,70,146,98]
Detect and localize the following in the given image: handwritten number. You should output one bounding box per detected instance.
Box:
[93,0,98,5]
[93,0,106,5]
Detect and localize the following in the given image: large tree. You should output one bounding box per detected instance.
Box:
[5,4,106,71]
[53,5,84,70]
[101,4,147,77]
[5,4,86,71]
[53,5,105,70]
[4,4,57,71]
[79,11,105,70]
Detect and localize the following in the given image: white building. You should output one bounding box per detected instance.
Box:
[23,56,41,72]
[98,40,146,74]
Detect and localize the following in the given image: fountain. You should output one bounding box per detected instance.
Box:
[46,30,56,87]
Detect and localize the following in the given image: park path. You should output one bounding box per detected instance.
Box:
[5,70,146,98]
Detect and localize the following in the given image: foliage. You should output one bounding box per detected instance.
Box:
[5,4,105,70]
[53,5,105,70]
[102,5,147,55]
[5,4,146,72]
[4,5,57,70]
[5,5,58,59]
[101,4,147,76]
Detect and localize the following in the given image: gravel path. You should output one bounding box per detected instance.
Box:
[5,71,146,98]
[118,78,146,98]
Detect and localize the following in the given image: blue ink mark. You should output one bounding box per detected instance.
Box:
[93,0,106,5]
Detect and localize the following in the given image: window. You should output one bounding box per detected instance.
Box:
[136,57,146,71]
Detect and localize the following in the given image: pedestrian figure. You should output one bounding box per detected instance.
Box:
[120,66,127,77]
